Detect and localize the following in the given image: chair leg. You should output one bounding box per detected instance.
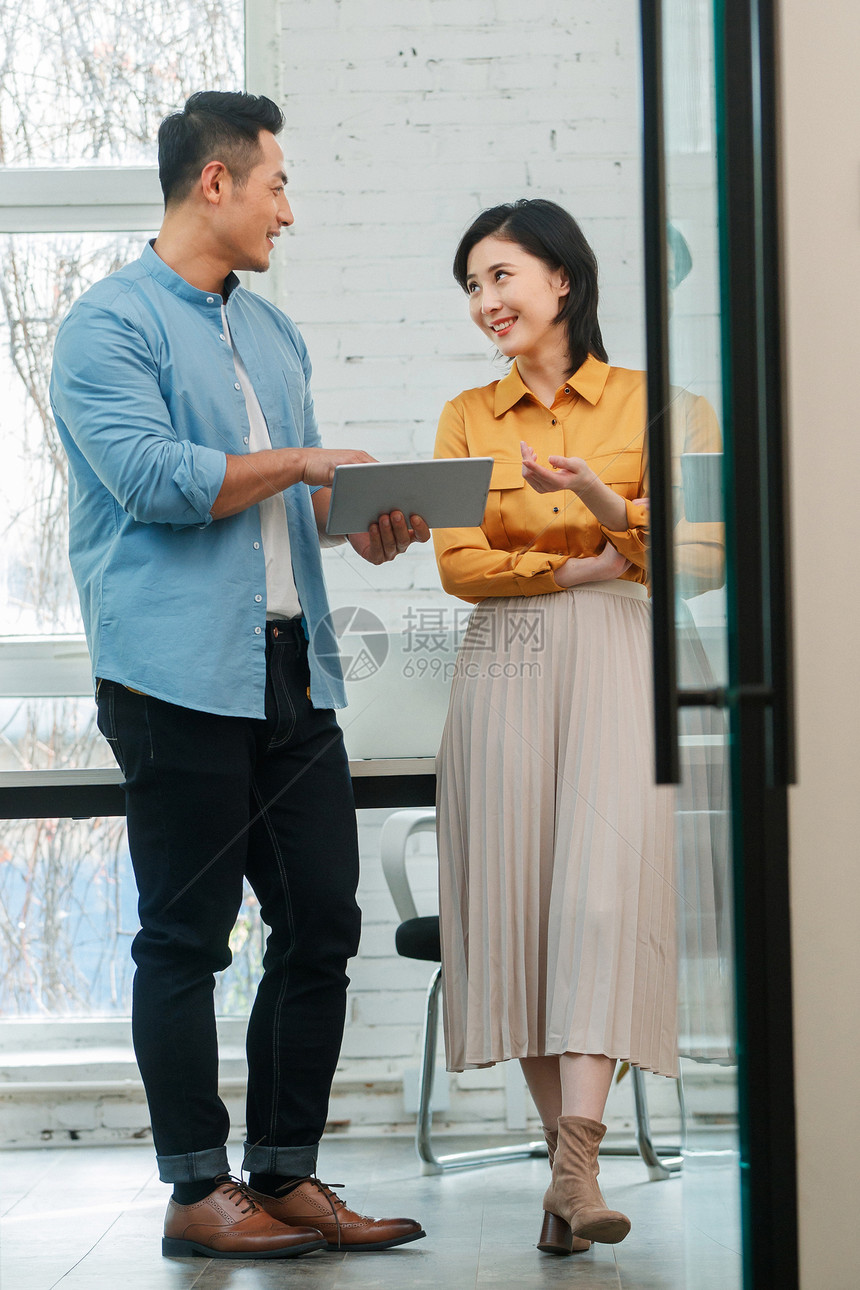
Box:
[414,965,547,1174]
[415,966,444,1173]
[412,979,684,1178]
[630,1066,683,1180]
[676,1062,688,1139]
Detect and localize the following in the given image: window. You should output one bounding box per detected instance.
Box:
[0,0,254,1015]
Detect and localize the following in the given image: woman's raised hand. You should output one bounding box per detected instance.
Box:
[520,441,596,495]
[521,441,631,532]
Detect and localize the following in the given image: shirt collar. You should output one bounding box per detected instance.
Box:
[140,240,241,306]
[493,354,611,417]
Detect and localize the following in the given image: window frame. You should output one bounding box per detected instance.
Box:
[0,0,284,802]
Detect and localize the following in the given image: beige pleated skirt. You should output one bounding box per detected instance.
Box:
[436,581,679,1078]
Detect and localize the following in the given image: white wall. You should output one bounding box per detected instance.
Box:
[275,0,645,635]
[268,0,649,1130]
[780,2,860,1286]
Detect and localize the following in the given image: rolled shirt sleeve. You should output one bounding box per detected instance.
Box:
[51,303,227,529]
[599,498,649,571]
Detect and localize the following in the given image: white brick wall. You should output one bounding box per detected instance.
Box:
[266,0,651,1133]
[273,0,645,638]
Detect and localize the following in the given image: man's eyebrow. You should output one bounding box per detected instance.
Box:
[274,170,288,185]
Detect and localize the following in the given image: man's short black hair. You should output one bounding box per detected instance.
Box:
[157,91,285,207]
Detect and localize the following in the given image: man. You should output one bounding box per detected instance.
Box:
[50,90,429,1261]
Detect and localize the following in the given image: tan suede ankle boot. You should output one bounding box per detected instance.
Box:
[542,1115,631,1244]
[537,1123,591,1255]
[542,1123,558,1169]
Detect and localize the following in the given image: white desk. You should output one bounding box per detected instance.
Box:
[0,760,437,819]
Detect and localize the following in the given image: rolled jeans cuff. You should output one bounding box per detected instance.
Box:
[242,1141,318,1177]
[157,1146,230,1183]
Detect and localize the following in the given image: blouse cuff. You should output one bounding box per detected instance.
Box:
[622,498,649,530]
[510,554,569,596]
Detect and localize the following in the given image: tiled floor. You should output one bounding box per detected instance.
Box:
[0,1136,738,1289]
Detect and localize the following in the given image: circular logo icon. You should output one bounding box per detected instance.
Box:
[313,605,389,682]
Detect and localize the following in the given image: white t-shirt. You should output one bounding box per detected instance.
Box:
[222,305,302,620]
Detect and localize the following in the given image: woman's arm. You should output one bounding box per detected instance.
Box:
[554,543,631,588]
[521,441,648,572]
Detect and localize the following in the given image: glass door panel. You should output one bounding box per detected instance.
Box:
[661,1,741,1284]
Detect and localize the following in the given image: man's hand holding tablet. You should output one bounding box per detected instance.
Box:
[313,456,493,565]
[308,452,431,565]
[347,510,431,565]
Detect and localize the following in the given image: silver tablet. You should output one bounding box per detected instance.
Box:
[325,457,494,535]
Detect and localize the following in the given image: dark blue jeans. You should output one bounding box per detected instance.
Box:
[97,620,361,1184]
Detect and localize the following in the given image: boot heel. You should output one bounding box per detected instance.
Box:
[537,1210,573,1255]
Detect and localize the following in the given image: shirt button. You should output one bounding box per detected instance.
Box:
[234,382,241,391]
[254,626,262,635]
[564,387,571,394]
[243,436,249,445]
[253,541,260,550]
[219,333,226,341]
[551,418,557,425]
[553,506,559,513]
[255,594,263,603]
[206,296,215,304]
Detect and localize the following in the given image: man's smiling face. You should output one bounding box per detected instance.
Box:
[218,129,294,273]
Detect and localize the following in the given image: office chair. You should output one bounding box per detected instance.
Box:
[380,808,682,1180]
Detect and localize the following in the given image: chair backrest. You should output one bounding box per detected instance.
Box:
[379,808,437,923]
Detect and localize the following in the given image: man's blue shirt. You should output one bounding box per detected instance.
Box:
[50,242,345,717]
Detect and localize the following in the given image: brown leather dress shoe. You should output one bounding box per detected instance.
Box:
[162,1176,327,1259]
[248,1177,426,1251]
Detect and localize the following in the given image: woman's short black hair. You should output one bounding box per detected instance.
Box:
[452,198,608,375]
[158,90,285,207]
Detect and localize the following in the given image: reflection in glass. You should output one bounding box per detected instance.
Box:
[0,0,244,167]
[662,0,742,1284]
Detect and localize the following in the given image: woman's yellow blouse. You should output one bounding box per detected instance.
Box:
[432,355,724,604]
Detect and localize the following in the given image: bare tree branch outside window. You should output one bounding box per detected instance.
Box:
[0,0,261,1015]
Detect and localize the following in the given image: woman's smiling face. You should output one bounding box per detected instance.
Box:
[465,235,570,363]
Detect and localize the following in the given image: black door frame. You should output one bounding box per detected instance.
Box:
[641,0,798,1285]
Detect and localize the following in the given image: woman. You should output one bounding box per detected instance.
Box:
[432,199,678,1256]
